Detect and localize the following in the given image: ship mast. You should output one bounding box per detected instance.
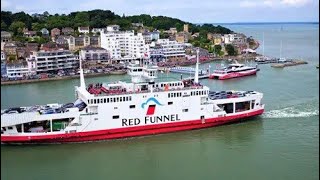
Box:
[79,55,86,89]
[194,48,199,83]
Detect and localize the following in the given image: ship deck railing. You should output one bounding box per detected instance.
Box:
[92,85,205,97]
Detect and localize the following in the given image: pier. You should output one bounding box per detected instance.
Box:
[271,60,308,68]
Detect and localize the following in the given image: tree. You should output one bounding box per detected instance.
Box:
[213,44,222,54]
[9,21,25,35]
[1,21,7,31]
[225,44,237,56]
[32,22,42,31]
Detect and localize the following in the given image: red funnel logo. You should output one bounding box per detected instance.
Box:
[146,105,156,115]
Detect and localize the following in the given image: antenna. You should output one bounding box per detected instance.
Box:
[194,48,199,83]
[280,40,282,59]
[262,32,265,57]
[79,55,86,89]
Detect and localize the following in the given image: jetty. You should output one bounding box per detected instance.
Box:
[271,60,308,68]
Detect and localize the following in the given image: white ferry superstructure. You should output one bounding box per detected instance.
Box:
[1,50,264,144]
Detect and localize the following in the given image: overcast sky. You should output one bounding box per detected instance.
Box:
[1,0,319,23]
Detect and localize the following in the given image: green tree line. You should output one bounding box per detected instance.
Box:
[1,10,233,35]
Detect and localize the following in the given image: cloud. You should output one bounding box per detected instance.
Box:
[1,0,11,9]
[281,0,311,6]
[239,0,312,8]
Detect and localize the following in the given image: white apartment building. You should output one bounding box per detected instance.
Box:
[100,30,149,62]
[80,46,110,64]
[27,50,79,73]
[6,63,31,78]
[149,39,186,62]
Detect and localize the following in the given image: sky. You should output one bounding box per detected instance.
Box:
[1,0,319,23]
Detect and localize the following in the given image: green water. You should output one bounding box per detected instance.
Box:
[1,24,319,180]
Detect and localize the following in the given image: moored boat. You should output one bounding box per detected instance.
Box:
[209,62,258,80]
[1,50,264,144]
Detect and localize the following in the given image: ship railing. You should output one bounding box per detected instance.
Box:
[93,85,204,96]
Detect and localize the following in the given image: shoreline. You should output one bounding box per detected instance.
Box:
[1,72,126,86]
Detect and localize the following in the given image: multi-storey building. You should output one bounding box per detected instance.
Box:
[1,51,6,76]
[6,61,32,78]
[149,39,186,62]
[66,35,100,51]
[27,50,79,73]
[100,30,149,62]
[1,31,12,50]
[80,46,110,64]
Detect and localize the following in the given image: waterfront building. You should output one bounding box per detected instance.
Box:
[78,27,90,34]
[149,39,186,62]
[1,51,6,76]
[80,46,110,64]
[62,27,74,35]
[100,30,149,63]
[6,60,33,78]
[26,49,79,73]
[142,31,160,44]
[66,35,100,51]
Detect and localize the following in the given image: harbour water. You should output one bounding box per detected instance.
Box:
[1,23,319,180]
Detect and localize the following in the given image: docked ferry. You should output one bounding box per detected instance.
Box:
[1,50,264,144]
[209,62,258,80]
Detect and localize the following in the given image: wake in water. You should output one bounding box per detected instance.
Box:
[262,102,319,119]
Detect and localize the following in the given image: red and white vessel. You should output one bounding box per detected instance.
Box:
[1,50,264,144]
[209,62,258,80]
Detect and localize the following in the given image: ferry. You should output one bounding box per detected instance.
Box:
[209,62,258,80]
[1,50,264,144]
[169,66,207,75]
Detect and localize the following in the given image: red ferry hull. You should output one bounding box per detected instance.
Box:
[1,109,264,144]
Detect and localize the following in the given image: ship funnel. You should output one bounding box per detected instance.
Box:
[79,56,86,88]
[194,48,199,83]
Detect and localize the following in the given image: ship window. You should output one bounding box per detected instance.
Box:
[110,98,113,102]
[113,115,119,119]
[113,98,116,102]
[251,100,255,109]
[120,97,122,102]
[107,98,110,103]
[88,100,90,104]
[182,109,188,112]
[91,99,93,104]
[130,105,135,108]
[168,102,173,105]
[117,97,119,102]
[104,98,106,103]
[168,93,170,98]
[114,107,118,109]
[129,96,132,101]
[94,99,97,104]
[8,126,13,130]
[101,99,103,103]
